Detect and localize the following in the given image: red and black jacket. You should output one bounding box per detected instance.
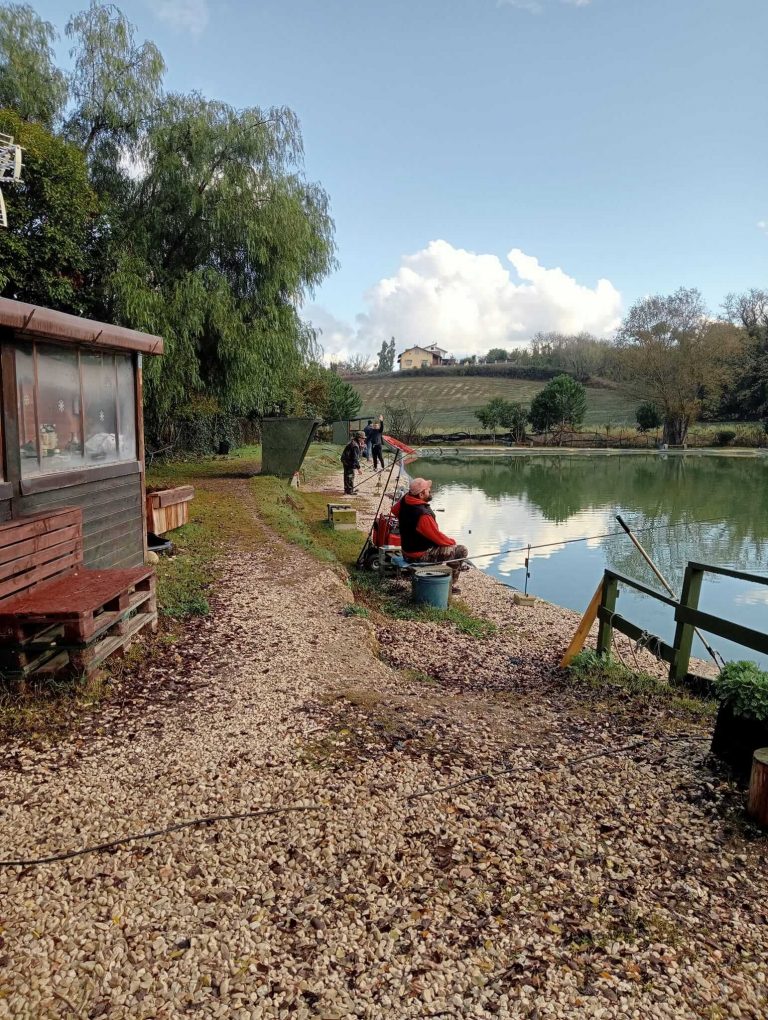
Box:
[391,495,456,558]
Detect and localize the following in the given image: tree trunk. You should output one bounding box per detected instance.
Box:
[663,414,689,446]
[748,748,768,827]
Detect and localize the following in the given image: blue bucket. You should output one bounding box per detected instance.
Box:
[411,566,452,609]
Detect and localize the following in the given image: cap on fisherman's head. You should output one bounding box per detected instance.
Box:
[408,478,431,497]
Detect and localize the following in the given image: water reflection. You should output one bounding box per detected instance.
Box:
[418,453,768,666]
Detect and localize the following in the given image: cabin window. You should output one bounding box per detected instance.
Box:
[14,342,137,477]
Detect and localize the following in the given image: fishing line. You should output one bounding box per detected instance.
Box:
[467,516,730,563]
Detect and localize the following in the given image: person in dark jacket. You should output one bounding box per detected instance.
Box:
[363,420,373,460]
[364,415,385,471]
[391,477,468,592]
[341,432,365,494]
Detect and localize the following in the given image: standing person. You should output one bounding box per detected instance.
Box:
[369,414,385,472]
[363,420,374,461]
[341,432,365,495]
[391,477,469,593]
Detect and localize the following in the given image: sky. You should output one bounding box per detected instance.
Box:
[32,0,768,362]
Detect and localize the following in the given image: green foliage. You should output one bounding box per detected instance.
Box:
[351,571,497,638]
[0,3,68,127]
[148,401,249,456]
[0,109,99,309]
[1,3,336,442]
[713,660,768,722]
[112,92,336,434]
[569,650,715,718]
[475,397,528,440]
[617,289,741,445]
[376,337,396,373]
[343,603,369,618]
[486,347,509,363]
[289,365,361,422]
[636,401,663,433]
[714,429,736,447]
[64,1,165,162]
[720,290,768,420]
[528,374,587,434]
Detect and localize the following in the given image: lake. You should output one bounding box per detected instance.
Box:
[415,452,768,668]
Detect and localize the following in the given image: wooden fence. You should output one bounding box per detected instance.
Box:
[596,562,768,684]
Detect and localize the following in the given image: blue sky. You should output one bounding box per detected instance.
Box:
[33,0,768,359]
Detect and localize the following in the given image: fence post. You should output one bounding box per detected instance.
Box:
[669,564,704,684]
[596,573,618,657]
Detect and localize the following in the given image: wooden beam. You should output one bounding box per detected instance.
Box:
[560,580,603,667]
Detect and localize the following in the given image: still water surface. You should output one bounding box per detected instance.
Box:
[417,452,768,667]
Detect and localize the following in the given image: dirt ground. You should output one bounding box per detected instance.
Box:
[0,465,765,1020]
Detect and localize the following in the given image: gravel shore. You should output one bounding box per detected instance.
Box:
[0,466,765,1019]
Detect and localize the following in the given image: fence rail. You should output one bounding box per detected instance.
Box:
[596,561,768,683]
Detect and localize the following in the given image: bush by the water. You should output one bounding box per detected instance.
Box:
[713,660,768,722]
[715,429,737,447]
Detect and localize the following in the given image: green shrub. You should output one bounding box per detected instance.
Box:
[343,604,370,618]
[714,429,737,447]
[713,660,768,722]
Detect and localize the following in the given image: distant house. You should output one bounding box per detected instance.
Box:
[398,344,455,369]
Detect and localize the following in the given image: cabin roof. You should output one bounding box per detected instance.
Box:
[0,297,164,356]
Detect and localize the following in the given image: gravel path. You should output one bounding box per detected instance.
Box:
[0,470,765,1019]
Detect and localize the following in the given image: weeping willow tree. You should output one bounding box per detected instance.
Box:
[109,93,336,436]
[0,2,337,443]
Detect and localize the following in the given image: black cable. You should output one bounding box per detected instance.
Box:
[0,804,326,868]
[406,732,707,801]
[1,733,708,867]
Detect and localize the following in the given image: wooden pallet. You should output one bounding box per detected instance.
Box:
[0,508,158,680]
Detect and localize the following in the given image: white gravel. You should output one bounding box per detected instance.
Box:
[0,467,765,1019]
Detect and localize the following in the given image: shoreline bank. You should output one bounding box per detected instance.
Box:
[0,448,764,1019]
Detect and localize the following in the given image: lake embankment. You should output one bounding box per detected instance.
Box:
[0,446,765,1019]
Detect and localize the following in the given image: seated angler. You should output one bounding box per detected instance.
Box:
[391,477,469,593]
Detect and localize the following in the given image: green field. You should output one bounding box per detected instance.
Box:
[352,374,638,433]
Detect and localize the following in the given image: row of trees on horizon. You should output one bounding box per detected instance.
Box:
[345,288,768,446]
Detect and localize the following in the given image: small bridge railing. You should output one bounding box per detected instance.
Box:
[596,561,768,683]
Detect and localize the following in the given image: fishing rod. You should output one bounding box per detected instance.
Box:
[466,516,727,562]
[355,451,403,568]
[615,515,725,669]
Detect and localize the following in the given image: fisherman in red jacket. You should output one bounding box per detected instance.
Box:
[391,477,469,593]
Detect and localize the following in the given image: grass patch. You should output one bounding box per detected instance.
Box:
[568,649,716,718]
[147,449,265,619]
[0,671,113,745]
[352,570,497,638]
[251,477,364,570]
[353,373,639,430]
[343,604,370,618]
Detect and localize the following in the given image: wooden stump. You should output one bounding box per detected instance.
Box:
[747,748,768,827]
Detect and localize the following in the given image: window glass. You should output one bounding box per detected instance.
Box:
[36,343,84,475]
[82,352,118,465]
[115,354,137,461]
[15,343,139,478]
[15,345,40,477]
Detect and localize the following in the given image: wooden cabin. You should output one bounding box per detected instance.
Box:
[0,297,163,569]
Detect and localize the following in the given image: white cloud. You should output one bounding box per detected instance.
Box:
[758,220,768,236]
[499,0,591,11]
[306,240,622,364]
[152,0,209,35]
[499,0,544,12]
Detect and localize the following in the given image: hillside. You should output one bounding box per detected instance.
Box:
[351,373,638,433]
